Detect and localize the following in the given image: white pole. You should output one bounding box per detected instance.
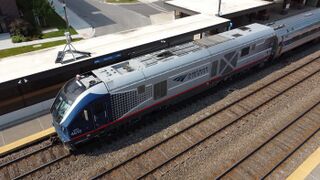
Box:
[218,0,222,16]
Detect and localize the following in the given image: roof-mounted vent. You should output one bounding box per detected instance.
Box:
[238,26,250,31]
[232,33,242,38]
[89,80,96,87]
[157,51,174,59]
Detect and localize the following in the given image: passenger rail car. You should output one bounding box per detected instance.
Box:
[50,9,320,149]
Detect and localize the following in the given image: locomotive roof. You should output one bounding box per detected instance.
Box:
[91,23,274,91]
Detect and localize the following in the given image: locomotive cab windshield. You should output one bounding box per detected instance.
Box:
[51,78,86,123]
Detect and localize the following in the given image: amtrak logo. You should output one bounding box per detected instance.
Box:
[173,74,187,82]
[173,67,208,83]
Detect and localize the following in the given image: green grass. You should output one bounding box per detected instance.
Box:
[16,0,77,40]
[106,0,137,3]
[41,11,77,39]
[0,38,82,59]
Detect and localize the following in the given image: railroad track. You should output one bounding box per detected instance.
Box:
[90,55,320,179]
[1,55,318,179]
[0,141,54,169]
[216,100,320,179]
[0,141,72,180]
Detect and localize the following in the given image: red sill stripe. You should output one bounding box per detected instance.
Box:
[71,57,268,141]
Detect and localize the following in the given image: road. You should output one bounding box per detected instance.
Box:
[66,0,152,36]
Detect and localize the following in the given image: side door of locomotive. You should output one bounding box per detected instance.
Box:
[91,100,108,129]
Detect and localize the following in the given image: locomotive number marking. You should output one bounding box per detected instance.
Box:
[71,128,82,136]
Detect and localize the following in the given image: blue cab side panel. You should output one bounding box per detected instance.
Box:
[60,93,105,143]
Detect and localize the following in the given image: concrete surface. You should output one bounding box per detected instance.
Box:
[119,1,164,17]
[0,99,54,130]
[0,127,55,156]
[66,0,151,36]
[0,114,52,146]
[50,0,95,39]
[165,0,273,16]
[287,148,320,180]
[150,12,175,24]
[306,165,320,180]
[0,14,229,83]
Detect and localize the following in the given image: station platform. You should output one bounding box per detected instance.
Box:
[0,114,54,156]
[0,14,229,84]
[287,147,320,180]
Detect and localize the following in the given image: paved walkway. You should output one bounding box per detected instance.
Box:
[0,33,82,50]
[138,0,169,13]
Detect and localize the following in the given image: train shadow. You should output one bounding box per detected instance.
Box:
[74,40,320,157]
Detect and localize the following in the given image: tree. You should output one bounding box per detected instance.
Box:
[32,0,54,26]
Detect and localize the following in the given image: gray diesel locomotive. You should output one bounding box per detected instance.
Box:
[51,9,320,149]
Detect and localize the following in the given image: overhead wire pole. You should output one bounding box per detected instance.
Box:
[55,0,91,63]
[62,0,70,33]
[217,0,222,16]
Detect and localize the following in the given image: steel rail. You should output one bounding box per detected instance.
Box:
[0,142,54,169]
[137,68,320,179]
[261,128,320,179]
[216,101,320,179]
[12,152,72,180]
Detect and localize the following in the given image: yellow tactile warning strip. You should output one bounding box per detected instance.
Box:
[287,148,320,180]
[0,127,56,156]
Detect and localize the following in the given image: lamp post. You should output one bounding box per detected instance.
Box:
[62,0,70,33]
[218,0,222,16]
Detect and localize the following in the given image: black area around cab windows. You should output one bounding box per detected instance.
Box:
[241,46,250,57]
[93,101,105,114]
[153,81,167,100]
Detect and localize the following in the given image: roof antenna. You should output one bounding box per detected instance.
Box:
[55,0,91,64]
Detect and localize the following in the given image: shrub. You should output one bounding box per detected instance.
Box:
[9,18,33,36]
[11,35,27,43]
